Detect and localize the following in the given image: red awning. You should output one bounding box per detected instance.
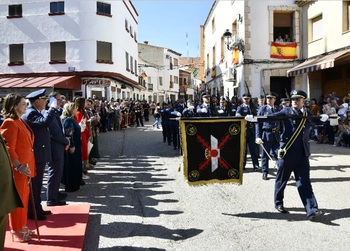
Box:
[0,76,81,90]
[287,49,350,77]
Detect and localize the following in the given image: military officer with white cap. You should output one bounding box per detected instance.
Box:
[22,89,59,220]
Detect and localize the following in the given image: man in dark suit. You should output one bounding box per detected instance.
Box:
[22,89,58,220]
[45,92,69,206]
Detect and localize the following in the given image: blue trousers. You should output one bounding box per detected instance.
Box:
[274,153,319,217]
[46,159,64,202]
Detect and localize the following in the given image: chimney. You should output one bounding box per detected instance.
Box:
[144,41,149,44]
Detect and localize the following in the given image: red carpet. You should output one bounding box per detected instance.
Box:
[4,204,90,251]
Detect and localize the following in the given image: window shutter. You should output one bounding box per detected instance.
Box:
[51,42,66,61]
[97,41,112,62]
[9,44,23,63]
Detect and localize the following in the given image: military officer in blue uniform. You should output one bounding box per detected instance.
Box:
[196,93,216,117]
[255,92,280,180]
[236,93,260,171]
[22,89,58,220]
[182,99,197,118]
[252,90,326,220]
[216,96,230,116]
[167,102,182,150]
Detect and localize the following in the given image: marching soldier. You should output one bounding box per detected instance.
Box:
[236,93,260,171]
[166,102,182,150]
[255,92,280,180]
[182,99,197,118]
[132,101,144,127]
[248,89,328,220]
[196,93,216,117]
[217,96,230,116]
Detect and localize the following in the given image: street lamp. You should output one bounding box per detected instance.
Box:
[223,29,245,54]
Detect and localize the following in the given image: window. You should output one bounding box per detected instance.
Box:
[159,76,163,86]
[97,2,111,16]
[130,26,133,37]
[130,56,134,73]
[134,32,137,42]
[125,52,129,70]
[50,42,66,63]
[170,59,173,70]
[212,46,216,65]
[170,75,173,88]
[174,58,178,66]
[134,60,138,76]
[273,12,293,42]
[50,1,64,14]
[310,15,323,42]
[9,44,24,65]
[8,4,22,18]
[343,0,350,32]
[174,76,179,84]
[96,41,112,63]
[211,17,215,33]
[125,19,129,31]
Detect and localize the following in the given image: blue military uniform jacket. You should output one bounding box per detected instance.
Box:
[21,105,57,163]
[268,107,313,157]
[256,105,280,141]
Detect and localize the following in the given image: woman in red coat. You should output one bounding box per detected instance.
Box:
[0,93,36,242]
[74,97,92,172]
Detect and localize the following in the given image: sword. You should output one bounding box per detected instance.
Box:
[27,164,41,242]
[260,144,277,169]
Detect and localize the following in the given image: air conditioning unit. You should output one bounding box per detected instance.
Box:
[226,67,237,84]
[165,54,170,59]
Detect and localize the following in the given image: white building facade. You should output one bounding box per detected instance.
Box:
[203,0,301,100]
[138,42,181,104]
[0,0,141,100]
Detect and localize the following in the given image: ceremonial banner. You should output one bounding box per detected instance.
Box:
[180,118,246,185]
[270,42,298,59]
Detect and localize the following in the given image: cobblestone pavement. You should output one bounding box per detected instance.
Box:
[64,121,350,251]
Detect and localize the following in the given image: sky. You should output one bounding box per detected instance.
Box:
[132,0,214,57]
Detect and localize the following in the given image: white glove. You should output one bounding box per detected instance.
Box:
[245,115,257,122]
[176,112,182,117]
[255,138,264,145]
[201,108,207,113]
[320,114,329,122]
[188,106,194,111]
[218,110,224,114]
[48,97,57,108]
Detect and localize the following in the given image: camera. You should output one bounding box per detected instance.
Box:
[278,148,286,159]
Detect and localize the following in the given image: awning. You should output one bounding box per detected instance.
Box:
[0,76,81,90]
[287,49,350,77]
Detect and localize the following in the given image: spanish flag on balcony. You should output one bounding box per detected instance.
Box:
[270,42,298,59]
[211,66,216,79]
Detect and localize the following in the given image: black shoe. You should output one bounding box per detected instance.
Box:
[308,210,324,221]
[253,166,261,172]
[41,210,52,215]
[47,200,67,206]
[275,205,289,214]
[262,173,268,180]
[65,186,80,192]
[89,161,97,165]
[28,213,46,221]
[80,180,85,185]
[58,192,68,199]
